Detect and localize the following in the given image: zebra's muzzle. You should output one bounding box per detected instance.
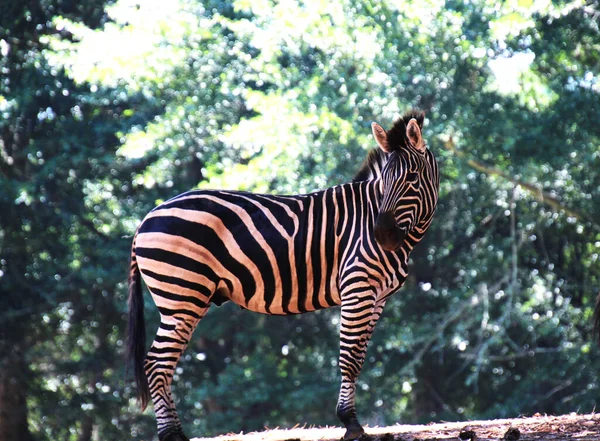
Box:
[374,212,406,252]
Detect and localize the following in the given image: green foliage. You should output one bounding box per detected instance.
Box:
[1,0,599,439]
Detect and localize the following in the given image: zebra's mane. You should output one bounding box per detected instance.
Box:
[352,148,388,182]
[352,110,425,182]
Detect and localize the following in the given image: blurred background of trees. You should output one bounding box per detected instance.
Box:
[1,0,599,440]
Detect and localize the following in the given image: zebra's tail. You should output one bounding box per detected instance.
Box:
[594,292,600,347]
[127,232,151,410]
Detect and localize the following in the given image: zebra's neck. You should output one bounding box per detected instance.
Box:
[300,179,410,289]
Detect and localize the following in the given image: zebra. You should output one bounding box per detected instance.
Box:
[128,110,440,441]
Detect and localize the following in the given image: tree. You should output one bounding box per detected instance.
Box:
[0,1,151,439]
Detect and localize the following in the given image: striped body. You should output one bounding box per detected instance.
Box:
[136,182,409,317]
[128,111,440,441]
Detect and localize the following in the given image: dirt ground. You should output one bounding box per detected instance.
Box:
[192,413,600,441]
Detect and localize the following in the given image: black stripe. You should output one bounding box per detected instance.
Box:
[157,306,201,319]
[148,286,208,309]
[309,193,324,308]
[141,268,212,298]
[294,198,311,312]
[339,185,357,262]
[136,247,218,284]
[323,188,337,306]
[241,192,300,237]
[334,185,347,237]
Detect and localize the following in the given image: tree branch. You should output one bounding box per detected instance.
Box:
[458,346,562,362]
[442,138,599,230]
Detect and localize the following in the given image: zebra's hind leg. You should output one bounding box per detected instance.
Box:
[145,310,207,441]
[336,293,386,440]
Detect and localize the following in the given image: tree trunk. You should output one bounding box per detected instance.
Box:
[78,414,94,441]
[0,345,32,441]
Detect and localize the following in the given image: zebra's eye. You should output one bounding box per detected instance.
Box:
[406,172,419,182]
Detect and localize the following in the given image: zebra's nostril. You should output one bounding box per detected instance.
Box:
[375,211,396,231]
[373,227,387,247]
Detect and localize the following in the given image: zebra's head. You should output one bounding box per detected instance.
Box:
[370,112,439,252]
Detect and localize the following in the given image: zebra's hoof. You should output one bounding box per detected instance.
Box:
[342,422,365,440]
[159,429,190,441]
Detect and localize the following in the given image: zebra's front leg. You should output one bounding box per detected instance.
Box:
[336,293,387,440]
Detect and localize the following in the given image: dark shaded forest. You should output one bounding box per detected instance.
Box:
[1,0,599,440]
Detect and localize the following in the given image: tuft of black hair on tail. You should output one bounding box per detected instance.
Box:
[593,292,600,348]
[127,241,151,410]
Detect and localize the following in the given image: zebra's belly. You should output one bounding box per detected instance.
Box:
[218,278,342,315]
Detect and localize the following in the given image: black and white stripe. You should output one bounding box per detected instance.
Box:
[128,110,440,441]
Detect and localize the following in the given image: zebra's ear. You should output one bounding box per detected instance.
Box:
[407,118,425,153]
[371,122,391,152]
